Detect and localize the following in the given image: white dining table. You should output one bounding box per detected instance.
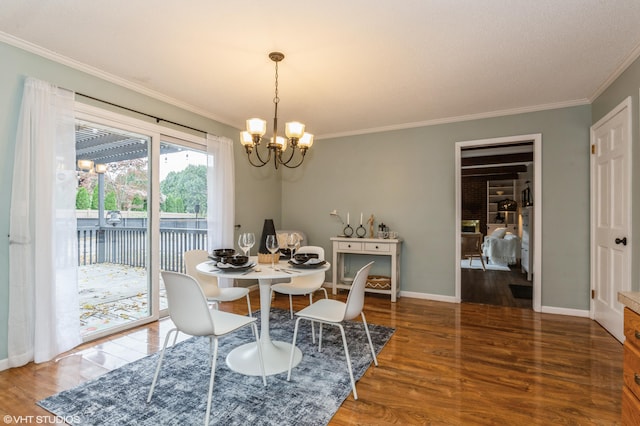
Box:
[196,256,331,376]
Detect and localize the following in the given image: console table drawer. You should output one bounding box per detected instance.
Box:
[364,243,390,252]
[331,237,403,302]
[338,241,362,251]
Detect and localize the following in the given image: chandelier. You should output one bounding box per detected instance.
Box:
[240,52,313,169]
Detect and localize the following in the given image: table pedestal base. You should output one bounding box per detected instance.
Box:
[226,340,302,376]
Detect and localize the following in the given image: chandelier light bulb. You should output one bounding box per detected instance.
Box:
[246,118,267,136]
[298,133,314,148]
[285,121,305,139]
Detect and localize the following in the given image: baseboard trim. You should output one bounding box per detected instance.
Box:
[0,358,9,372]
[540,305,590,317]
[399,290,458,303]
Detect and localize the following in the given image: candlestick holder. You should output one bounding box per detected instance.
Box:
[343,224,354,237]
[356,225,366,238]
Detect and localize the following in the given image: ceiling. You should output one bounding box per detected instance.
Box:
[3,1,640,139]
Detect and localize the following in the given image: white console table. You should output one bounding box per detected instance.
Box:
[331,237,402,302]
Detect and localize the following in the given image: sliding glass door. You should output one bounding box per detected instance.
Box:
[159,137,209,274]
[76,120,153,337]
[74,103,212,340]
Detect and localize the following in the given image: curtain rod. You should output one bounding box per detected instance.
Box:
[76,92,209,136]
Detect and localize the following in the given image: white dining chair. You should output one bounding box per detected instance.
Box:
[287,261,377,400]
[184,249,252,317]
[148,271,266,426]
[270,246,328,319]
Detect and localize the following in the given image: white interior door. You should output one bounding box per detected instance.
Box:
[591,96,632,343]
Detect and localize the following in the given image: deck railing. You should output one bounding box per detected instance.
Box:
[77,226,207,273]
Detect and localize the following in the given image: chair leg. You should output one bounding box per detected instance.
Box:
[320,287,328,299]
[318,323,323,352]
[204,337,219,426]
[338,324,358,400]
[147,328,176,403]
[245,293,253,317]
[287,317,303,381]
[361,312,378,366]
[309,294,316,344]
[288,295,294,319]
[478,255,486,271]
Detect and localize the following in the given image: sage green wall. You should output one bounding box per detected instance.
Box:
[0,41,280,360]
[282,106,592,307]
[591,55,640,291]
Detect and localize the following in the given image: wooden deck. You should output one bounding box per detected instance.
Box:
[0,289,623,424]
[79,263,167,336]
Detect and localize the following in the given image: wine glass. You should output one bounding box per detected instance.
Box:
[287,232,300,259]
[245,232,255,257]
[238,233,249,257]
[265,234,279,270]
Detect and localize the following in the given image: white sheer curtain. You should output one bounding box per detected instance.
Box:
[8,77,81,366]
[206,135,235,287]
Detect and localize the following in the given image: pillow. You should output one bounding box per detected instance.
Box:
[490,228,507,239]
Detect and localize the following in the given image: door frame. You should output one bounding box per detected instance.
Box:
[589,96,632,341]
[455,133,543,311]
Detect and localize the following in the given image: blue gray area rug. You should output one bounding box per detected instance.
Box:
[38,308,394,425]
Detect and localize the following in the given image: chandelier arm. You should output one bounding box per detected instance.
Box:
[280,149,307,169]
[241,52,311,170]
[252,143,272,166]
[278,143,298,165]
[246,150,269,168]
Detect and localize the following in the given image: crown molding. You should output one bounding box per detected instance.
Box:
[316,98,589,140]
[589,40,640,102]
[0,31,236,129]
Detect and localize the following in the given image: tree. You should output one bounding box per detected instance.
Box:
[131,194,145,211]
[102,159,148,212]
[91,185,99,210]
[105,191,117,211]
[175,197,185,213]
[76,187,90,209]
[160,164,207,213]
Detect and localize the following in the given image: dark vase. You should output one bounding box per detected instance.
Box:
[258,219,276,254]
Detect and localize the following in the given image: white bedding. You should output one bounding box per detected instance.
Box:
[483,233,520,266]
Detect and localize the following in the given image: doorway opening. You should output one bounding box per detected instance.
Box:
[455,134,542,311]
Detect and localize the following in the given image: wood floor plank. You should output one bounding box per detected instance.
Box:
[0,289,622,425]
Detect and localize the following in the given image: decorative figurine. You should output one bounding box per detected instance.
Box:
[367,214,375,238]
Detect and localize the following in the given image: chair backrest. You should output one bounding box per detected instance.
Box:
[297,245,325,260]
[184,249,221,298]
[461,233,482,256]
[161,271,215,336]
[277,230,307,246]
[343,261,374,321]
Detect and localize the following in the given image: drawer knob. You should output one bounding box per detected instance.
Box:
[635,330,640,339]
[635,373,640,386]
[348,244,351,248]
[375,245,379,249]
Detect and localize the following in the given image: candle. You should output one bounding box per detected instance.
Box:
[360,213,363,225]
[347,212,350,225]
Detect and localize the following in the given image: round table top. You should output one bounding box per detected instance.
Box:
[196,256,330,280]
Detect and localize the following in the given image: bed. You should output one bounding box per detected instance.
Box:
[482,228,520,266]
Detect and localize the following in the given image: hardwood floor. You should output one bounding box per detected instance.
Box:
[462,263,533,308]
[0,289,622,425]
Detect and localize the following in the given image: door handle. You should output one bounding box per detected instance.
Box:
[615,237,627,246]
